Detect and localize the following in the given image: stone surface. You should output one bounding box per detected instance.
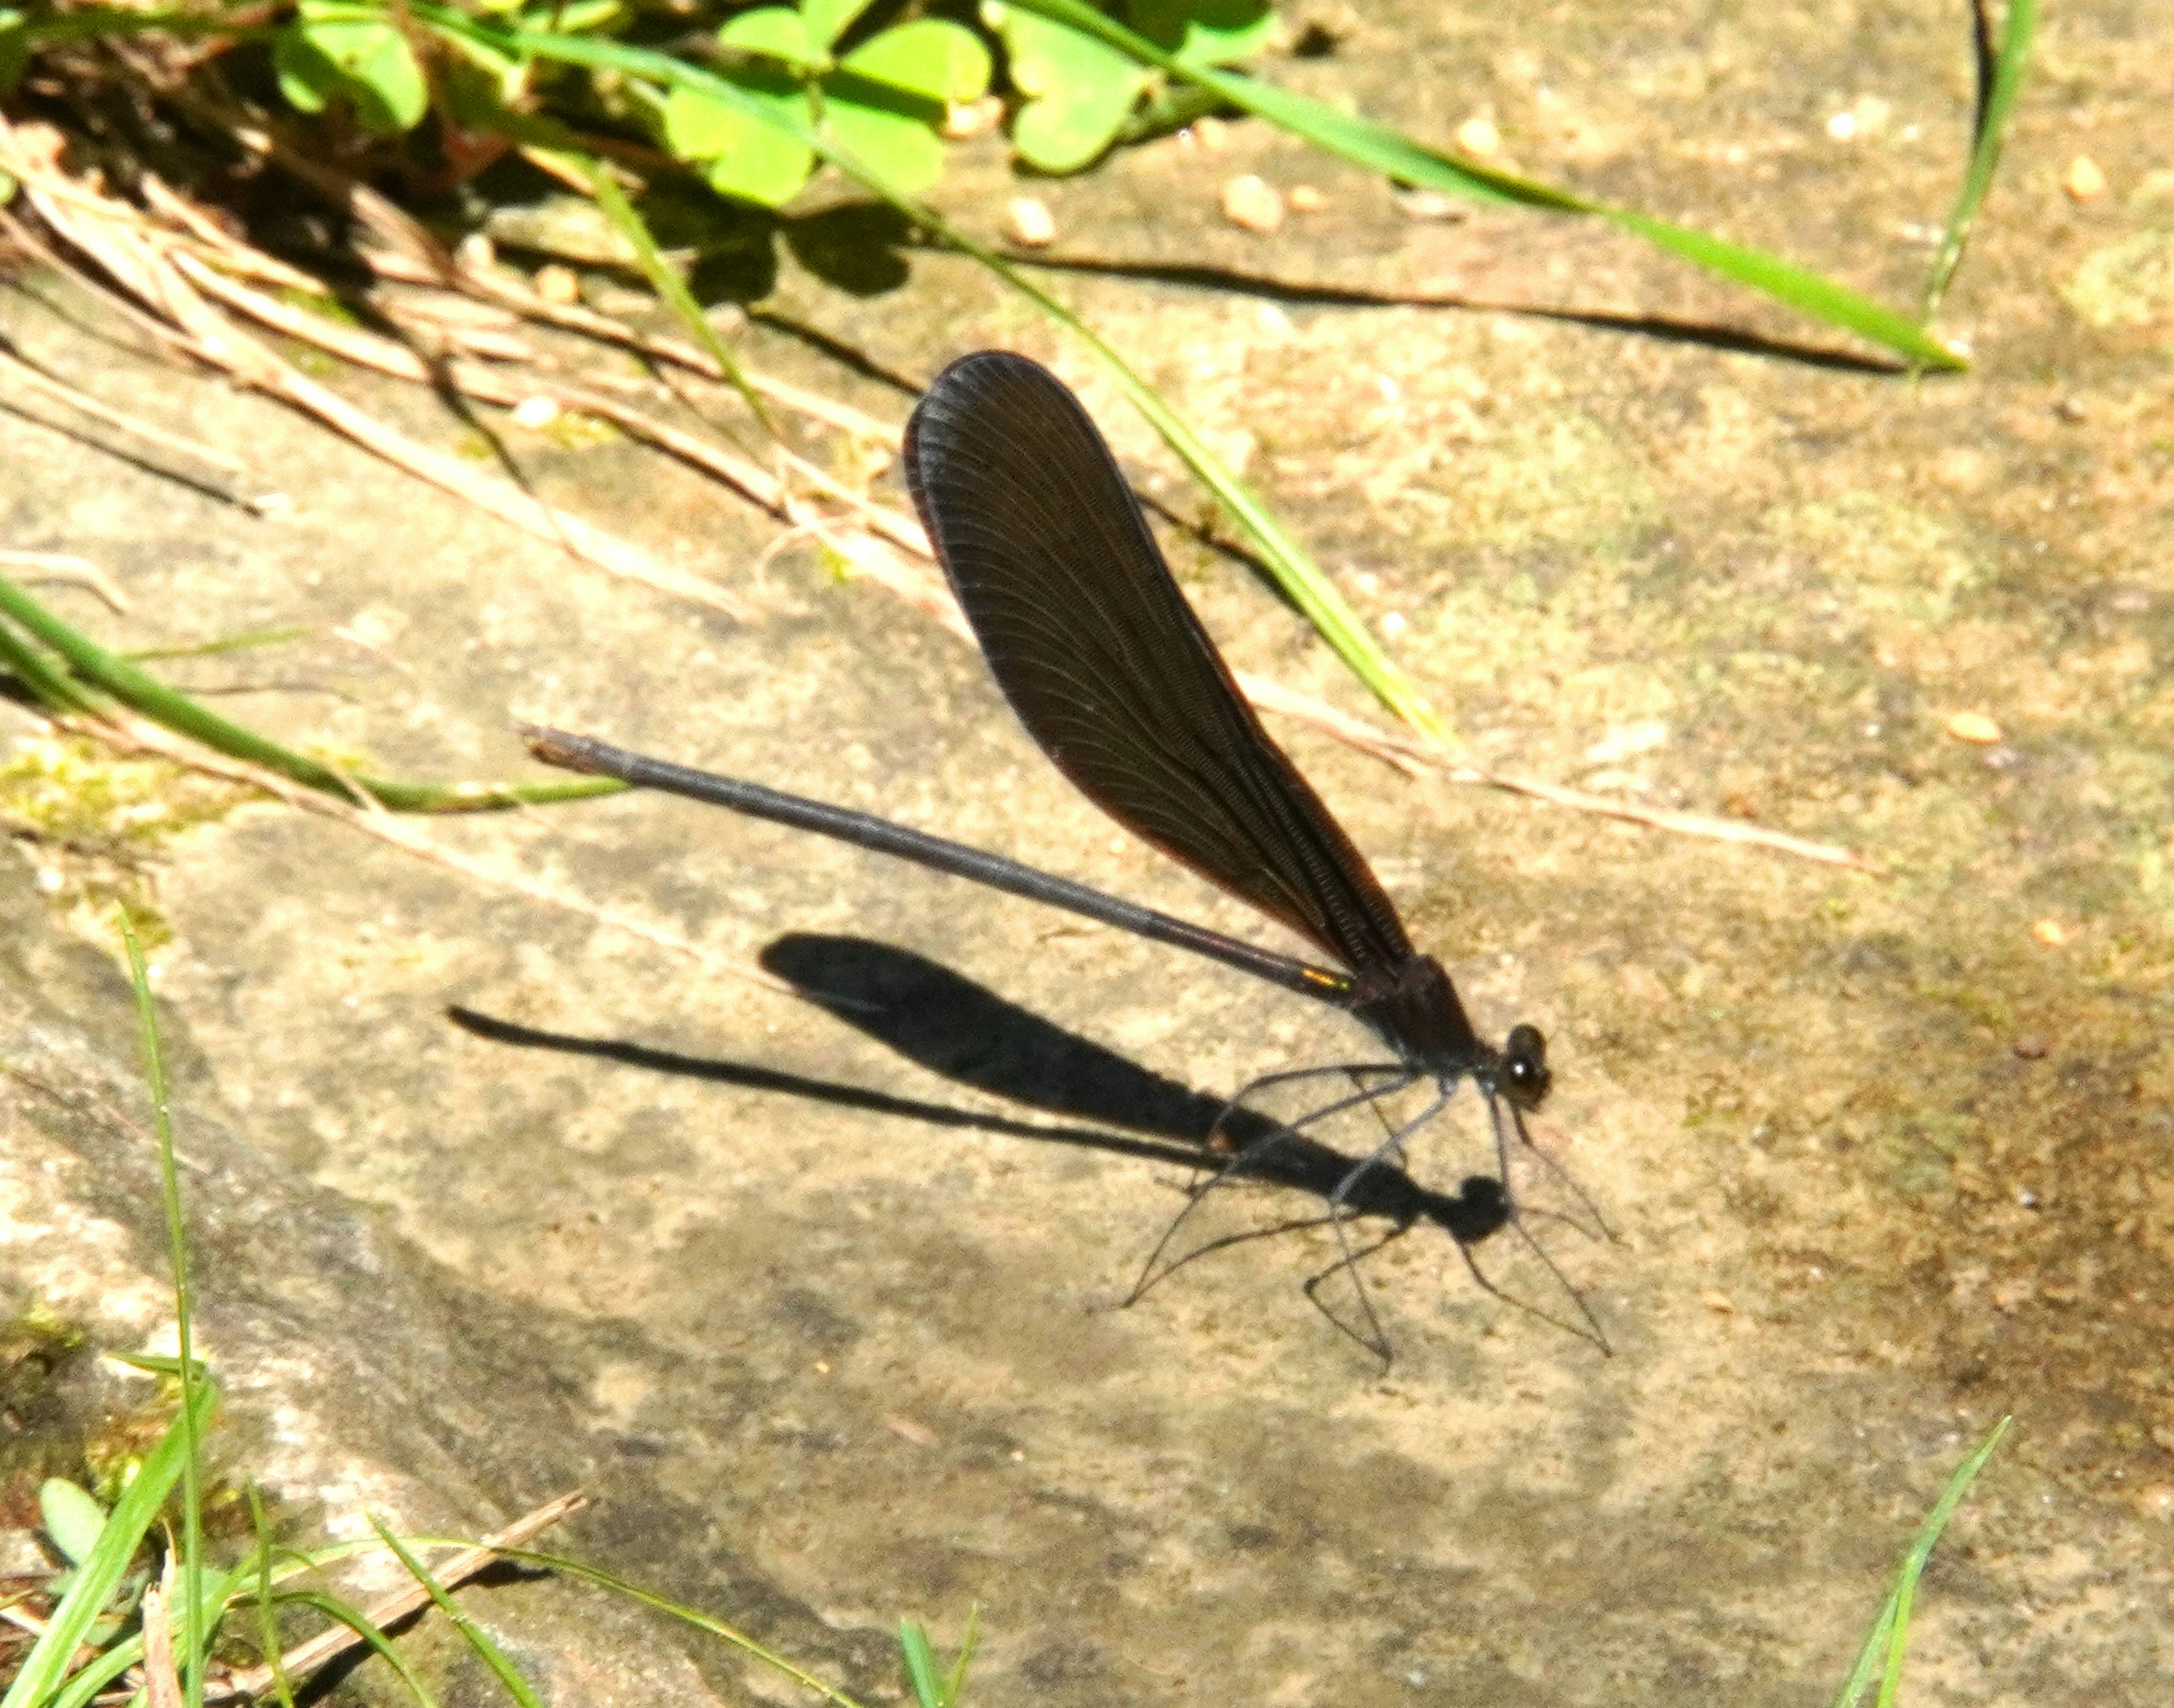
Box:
[1,3,2171,1704]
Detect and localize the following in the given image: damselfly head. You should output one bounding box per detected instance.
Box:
[1499,1022,1552,1111]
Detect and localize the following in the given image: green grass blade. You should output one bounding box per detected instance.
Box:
[1083,340,1450,742]
[0,1378,218,1708]
[40,1564,247,1708]
[272,1587,442,1708]
[1828,1416,2012,1708]
[369,1519,545,1708]
[1005,0,1963,371]
[944,1607,978,1704]
[572,153,778,433]
[246,1487,301,1708]
[1607,210,1962,368]
[0,571,622,811]
[483,1546,868,1708]
[123,626,314,663]
[413,6,1447,742]
[118,910,205,1708]
[897,1609,976,1708]
[1920,0,2038,319]
[0,613,99,713]
[898,1620,943,1708]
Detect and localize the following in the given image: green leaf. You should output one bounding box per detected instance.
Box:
[1,1381,218,1708]
[841,18,991,104]
[662,74,818,207]
[718,5,821,72]
[37,1563,249,1708]
[822,95,945,195]
[38,1479,108,1568]
[1129,0,1275,68]
[802,0,878,51]
[412,6,1452,740]
[1003,0,1964,369]
[272,5,429,134]
[983,1,1148,174]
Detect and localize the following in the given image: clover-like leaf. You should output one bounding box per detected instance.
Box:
[1129,0,1276,67]
[273,2,429,134]
[983,1,1149,173]
[662,72,818,208]
[840,18,991,105]
[802,0,879,51]
[719,6,823,72]
[822,95,945,194]
[38,1478,108,1569]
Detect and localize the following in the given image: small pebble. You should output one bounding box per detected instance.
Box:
[1825,97,1890,143]
[2062,154,2107,201]
[455,232,496,271]
[942,95,1004,140]
[0,1529,51,1577]
[1286,183,1326,213]
[1944,709,2002,744]
[509,395,561,429]
[1394,188,1467,222]
[2030,919,2069,947]
[1221,174,1286,234]
[1454,115,1501,158]
[1191,115,1230,153]
[2053,396,2088,423]
[1006,196,1057,247]
[533,263,580,305]
[2012,1036,2049,1060]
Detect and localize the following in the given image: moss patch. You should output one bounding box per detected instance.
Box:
[2062,228,2174,328]
[0,736,250,937]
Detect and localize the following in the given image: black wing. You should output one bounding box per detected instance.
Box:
[904,349,1415,979]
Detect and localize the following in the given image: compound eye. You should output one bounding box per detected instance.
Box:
[1503,1024,1551,1107]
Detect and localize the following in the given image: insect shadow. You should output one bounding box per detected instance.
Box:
[448,932,1602,1364]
